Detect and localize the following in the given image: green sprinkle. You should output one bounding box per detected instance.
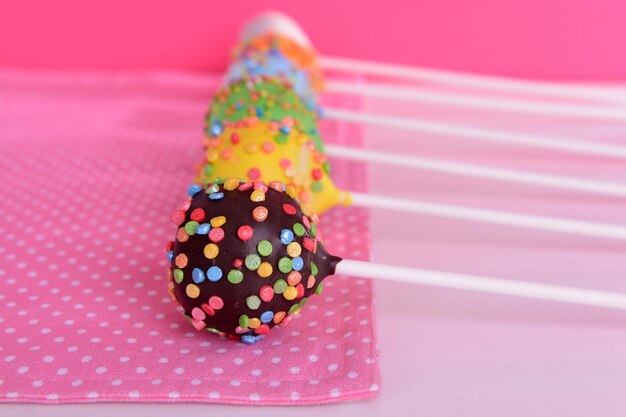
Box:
[314,282,324,295]
[173,269,184,283]
[246,295,261,310]
[278,257,293,273]
[203,163,214,177]
[299,298,308,307]
[311,262,318,277]
[206,327,220,334]
[257,240,273,257]
[288,304,299,315]
[239,314,249,328]
[273,279,287,294]
[245,254,261,271]
[322,161,331,175]
[227,270,244,284]
[310,181,323,193]
[205,183,219,194]
[274,133,288,145]
[184,221,199,236]
[293,223,306,237]
[309,223,317,238]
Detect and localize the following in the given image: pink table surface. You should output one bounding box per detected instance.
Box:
[2,71,626,416]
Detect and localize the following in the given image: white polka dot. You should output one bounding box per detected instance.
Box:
[212,367,223,374]
[168,391,179,399]
[95,367,107,374]
[32,380,43,388]
[308,355,319,362]
[56,368,68,375]
[330,388,341,397]
[208,391,220,399]
[289,367,300,374]
[87,391,99,399]
[290,391,300,400]
[230,380,241,387]
[249,393,261,401]
[328,363,338,371]
[128,391,140,398]
[191,379,201,386]
[135,367,146,374]
[348,371,358,379]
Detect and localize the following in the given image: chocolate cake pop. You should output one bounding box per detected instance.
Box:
[166,179,341,344]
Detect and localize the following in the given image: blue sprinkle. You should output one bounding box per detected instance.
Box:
[255,107,264,117]
[166,250,174,263]
[292,256,304,271]
[192,268,205,284]
[235,102,243,110]
[210,121,223,137]
[241,335,258,345]
[196,223,211,235]
[187,184,202,197]
[280,229,294,245]
[279,126,291,135]
[260,311,274,324]
[206,266,223,282]
[209,192,224,200]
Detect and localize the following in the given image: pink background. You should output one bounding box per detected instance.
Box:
[1,0,626,79]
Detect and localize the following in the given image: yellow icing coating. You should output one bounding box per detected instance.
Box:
[197,121,351,214]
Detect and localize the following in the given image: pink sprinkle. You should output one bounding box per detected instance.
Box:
[191,319,206,331]
[237,225,254,241]
[253,181,268,192]
[191,307,206,321]
[248,168,261,181]
[302,215,310,228]
[208,296,224,310]
[238,181,253,191]
[201,303,215,316]
[279,158,291,168]
[261,141,275,153]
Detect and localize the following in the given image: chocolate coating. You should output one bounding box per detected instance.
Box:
[166,180,341,343]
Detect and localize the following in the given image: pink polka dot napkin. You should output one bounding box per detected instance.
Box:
[0,70,380,404]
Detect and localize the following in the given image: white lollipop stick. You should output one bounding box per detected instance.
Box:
[324,107,626,159]
[327,79,626,121]
[326,145,626,198]
[336,260,626,310]
[321,56,626,105]
[350,192,626,241]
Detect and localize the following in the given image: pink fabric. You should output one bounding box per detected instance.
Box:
[0,70,380,404]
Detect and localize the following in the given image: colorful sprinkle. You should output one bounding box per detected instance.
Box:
[208,227,224,243]
[287,271,302,286]
[273,311,286,324]
[286,242,302,257]
[206,266,223,282]
[205,183,220,194]
[280,229,294,245]
[257,262,273,278]
[282,203,296,215]
[174,253,188,268]
[245,254,261,271]
[250,189,266,202]
[203,243,219,259]
[293,223,306,236]
[239,314,249,328]
[237,225,254,241]
[191,307,206,320]
[184,221,199,235]
[192,268,205,284]
[176,228,189,242]
[311,262,318,276]
[248,318,261,329]
[257,240,273,256]
[208,296,224,310]
[210,216,226,227]
[252,206,268,222]
[278,257,293,273]
[227,269,244,284]
[259,286,274,302]
[307,275,316,289]
[187,184,202,197]
[246,295,261,310]
[186,284,200,299]
[209,192,224,200]
[283,286,297,300]
[260,311,274,324]
[273,279,287,294]
[223,178,240,190]
[190,208,206,222]
[248,167,261,181]
[173,269,184,284]
[292,256,304,271]
[196,223,211,235]
[303,237,315,252]
[171,210,186,226]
